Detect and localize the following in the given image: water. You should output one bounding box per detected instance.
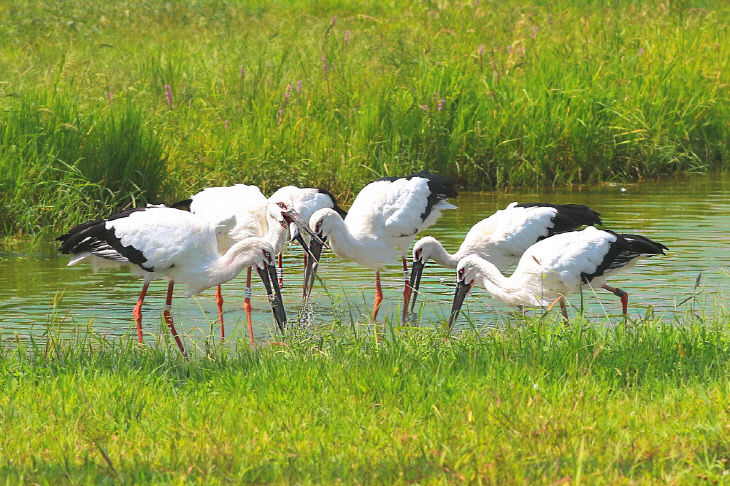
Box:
[1,174,729,343]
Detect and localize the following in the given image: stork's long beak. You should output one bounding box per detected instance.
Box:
[288,220,322,266]
[282,209,327,247]
[257,263,287,333]
[448,279,472,332]
[303,233,326,300]
[408,259,426,313]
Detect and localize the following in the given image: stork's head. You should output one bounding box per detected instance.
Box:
[412,236,439,264]
[309,208,340,239]
[268,201,293,229]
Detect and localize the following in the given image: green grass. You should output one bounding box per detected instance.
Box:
[1,0,728,238]
[2,313,730,484]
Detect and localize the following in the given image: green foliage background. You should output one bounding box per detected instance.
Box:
[1,0,727,236]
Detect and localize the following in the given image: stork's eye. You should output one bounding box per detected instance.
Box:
[415,249,422,259]
[315,221,322,232]
[263,250,271,260]
[276,202,288,210]
[458,268,464,279]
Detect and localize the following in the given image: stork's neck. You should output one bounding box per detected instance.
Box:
[208,240,258,285]
[472,258,523,304]
[325,216,376,263]
[427,240,461,269]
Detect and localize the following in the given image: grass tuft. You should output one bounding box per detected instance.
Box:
[2,312,730,483]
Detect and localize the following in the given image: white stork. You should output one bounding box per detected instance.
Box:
[171,184,321,342]
[307,170,458,322]
[449,226,668,328]
[408,202,602,313]
[56,207,286,357]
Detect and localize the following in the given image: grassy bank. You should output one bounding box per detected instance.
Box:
[2,316,730,483]
[1,0,728,238]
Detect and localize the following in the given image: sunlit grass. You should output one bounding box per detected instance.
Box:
[1,309,730,483]
[1,0,728,239]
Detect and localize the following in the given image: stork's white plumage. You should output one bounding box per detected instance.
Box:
[409,202,602,312]
[181,184,288,254]
[307,170,458,322]
[57,207,287,357]
[449,226,668,328]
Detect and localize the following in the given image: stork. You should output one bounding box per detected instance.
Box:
[56,207,286,357]
[449,226,667,329]
[408,202,602,313]
[306,170,458,323]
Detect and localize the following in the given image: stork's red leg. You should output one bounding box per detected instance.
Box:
[602,284,629,315]
[372,271,384,321]
[163,281,187,358]
[559,296,569,322]
[372,271,384,342]
[401,257,412,323]
[278,253,284,287]
[216,284,225,342]
[243,267,254,344]
[133,281,150,344]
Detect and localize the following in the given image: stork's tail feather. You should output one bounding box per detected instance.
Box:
[550,204,602,232]
[416,170,459,199]
[517,203,602,234]
[56,208,149,268]
[57,219,107,254]
[317,188,348,218]
[171,198,193,211]
[618,233,668,256]
[56,218,104,245]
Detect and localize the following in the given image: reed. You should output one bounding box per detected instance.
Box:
[0,0,728,238]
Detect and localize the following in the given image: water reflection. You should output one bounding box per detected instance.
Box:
[1,173,729,341]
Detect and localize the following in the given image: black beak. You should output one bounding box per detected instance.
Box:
[303,233,326,300]
[408,259,426,313]
[257,263,287,333]
[448,279,472,332]
[282,209,327,247]
[293,232,320,267]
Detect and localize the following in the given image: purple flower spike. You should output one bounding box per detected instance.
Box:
[531,25,538,39]
[438,99,444,111]
[240,65,246,77]
[638,47,645,56]
[225,120,231,129]
[478,43,485,56]
[285,83,292,99]
[106,91,113,105]
[296,80,302,94]
[164,84,172,108]
[421,104,428,111]
[344,29,350,43]
[474,0,479,5]
[321,55,328,74]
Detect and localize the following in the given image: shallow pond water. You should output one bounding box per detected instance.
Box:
[1,173,729,344]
